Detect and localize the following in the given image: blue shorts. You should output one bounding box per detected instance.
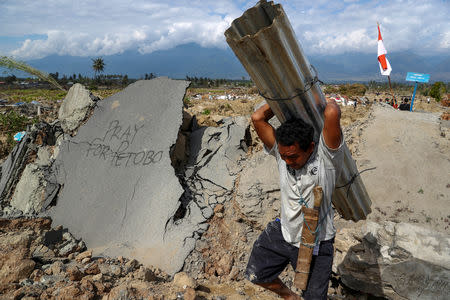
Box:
[245,220,334,300]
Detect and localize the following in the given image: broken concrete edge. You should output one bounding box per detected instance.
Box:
[167,115,250,227]
[334,220,450,299]
[0,122,64,213]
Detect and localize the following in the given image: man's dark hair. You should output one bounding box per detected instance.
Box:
[275,118,314,151]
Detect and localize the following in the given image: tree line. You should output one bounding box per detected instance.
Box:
[366,80,448,101]
[185,76,253,88]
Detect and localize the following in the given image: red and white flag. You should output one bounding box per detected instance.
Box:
[377,24,392,76]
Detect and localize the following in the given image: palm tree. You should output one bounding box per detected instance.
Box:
[91,57,105,79]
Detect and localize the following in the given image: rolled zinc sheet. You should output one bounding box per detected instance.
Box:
[225,0,371,221]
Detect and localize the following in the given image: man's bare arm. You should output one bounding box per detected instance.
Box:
[322,99,342,149]
[251,103,276,150]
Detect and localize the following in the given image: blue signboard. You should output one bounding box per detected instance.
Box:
[405,72,430,83]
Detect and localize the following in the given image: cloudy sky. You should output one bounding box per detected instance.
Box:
[0,0,449,60]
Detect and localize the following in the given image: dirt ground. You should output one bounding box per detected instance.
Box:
[349,103,450,233]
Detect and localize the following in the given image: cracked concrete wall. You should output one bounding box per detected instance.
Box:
[50,78,191,275]
[49,79,251,275]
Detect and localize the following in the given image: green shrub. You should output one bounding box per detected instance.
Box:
[183,96,191,107]
[429,82,446,102]
[0,111,37,154]
[339,84,367,96]
[202,109,211,115]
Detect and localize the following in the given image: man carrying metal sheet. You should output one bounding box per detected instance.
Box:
[245,98,344,300]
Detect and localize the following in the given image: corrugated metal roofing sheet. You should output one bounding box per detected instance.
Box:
[225,0,371,221]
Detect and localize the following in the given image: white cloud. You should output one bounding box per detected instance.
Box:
[0,0,448,59]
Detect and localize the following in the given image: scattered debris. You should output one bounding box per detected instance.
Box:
[13,131,26,142]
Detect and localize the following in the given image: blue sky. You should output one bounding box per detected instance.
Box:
[0,0,449,60]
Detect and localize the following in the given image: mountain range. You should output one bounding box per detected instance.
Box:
[10,43,450,82]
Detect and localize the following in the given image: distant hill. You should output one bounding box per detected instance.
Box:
[5,43,449,82]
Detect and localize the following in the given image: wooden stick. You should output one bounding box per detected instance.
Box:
[294,186,323,290]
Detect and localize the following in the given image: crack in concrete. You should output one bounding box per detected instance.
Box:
[197,144,223,169]
[121,175,142,228]
[195,174,227,191]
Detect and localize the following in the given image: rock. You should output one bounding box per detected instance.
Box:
[99,263,121,277]
[49,260,64,275]
[216,253,234,276]
[32,244,56,263]
[58,240,78,256]
[0,218,51,232]
[92,273,102,281]
[58,83,98,134]
[0,258,35,284]
[336,221,450,299]
[30,269,44,282]
[55,282,95,300]
[66,265,83,281]
[0,230,35,285]
[102,280,154,300]
[134,266,157,282]
[81,257,91,264]
[84,262,100,275]
[80,277,96,294]
[183,287,197,300]
[75,250,92,263]
[173,272,197,289]
[124,258,139,273]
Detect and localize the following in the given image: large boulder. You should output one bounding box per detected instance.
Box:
[58,83,99,134]
[335,221,450,300]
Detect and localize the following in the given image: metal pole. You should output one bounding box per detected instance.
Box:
[410,81,418,112]
[388,75,396,108]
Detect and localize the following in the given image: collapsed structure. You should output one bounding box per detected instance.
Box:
[0,78,251,275]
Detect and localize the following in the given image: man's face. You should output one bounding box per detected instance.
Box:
[278,142,315,170]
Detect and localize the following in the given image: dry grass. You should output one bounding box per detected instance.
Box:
[186,96,263,127]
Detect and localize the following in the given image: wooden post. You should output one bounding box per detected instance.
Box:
[294,186,323,290]
[388,75,397,108]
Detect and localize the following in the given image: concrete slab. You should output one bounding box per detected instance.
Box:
[50,78,191,274]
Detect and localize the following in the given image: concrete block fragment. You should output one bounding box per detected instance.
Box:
[10,163,46,214]
[58,83,97,133]
[50,78,194,275]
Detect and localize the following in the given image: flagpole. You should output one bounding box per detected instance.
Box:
[387,75,396,108]
[378,21,396,108]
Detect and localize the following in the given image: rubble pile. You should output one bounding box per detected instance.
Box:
[0,218,177,300]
